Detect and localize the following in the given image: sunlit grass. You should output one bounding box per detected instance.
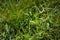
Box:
[0,0,60,40]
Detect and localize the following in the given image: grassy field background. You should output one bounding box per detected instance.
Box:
[0,0,60,40]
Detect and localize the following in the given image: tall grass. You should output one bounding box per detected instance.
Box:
[0,0,60,40]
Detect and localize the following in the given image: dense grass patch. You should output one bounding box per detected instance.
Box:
[0,0,60,40]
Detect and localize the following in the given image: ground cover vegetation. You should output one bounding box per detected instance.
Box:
[0,0,60,40]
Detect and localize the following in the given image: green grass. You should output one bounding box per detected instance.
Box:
[0,0,60,40]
